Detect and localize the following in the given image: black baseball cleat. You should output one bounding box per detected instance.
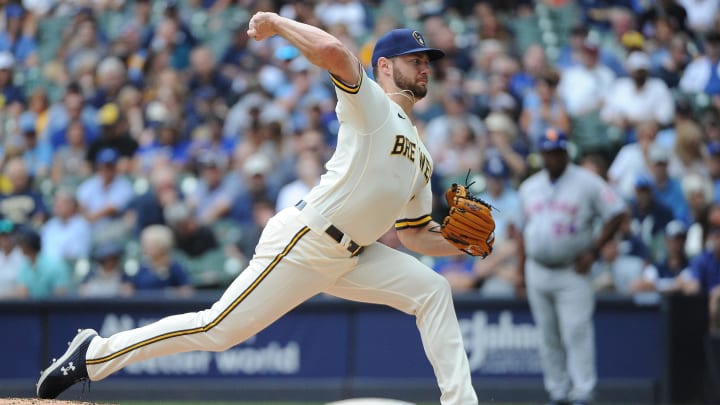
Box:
[37,329,97,399]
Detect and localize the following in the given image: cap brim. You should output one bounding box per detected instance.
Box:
[390,47,445,61]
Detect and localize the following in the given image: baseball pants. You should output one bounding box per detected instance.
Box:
[85,205,478,405]
[525,259,596,402]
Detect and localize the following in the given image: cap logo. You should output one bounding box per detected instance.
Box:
[412,31,425,46]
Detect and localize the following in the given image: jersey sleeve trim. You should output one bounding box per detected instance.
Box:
[395,215,432,230]
[329,63,363,94]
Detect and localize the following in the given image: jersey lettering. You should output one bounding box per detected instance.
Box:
[390,135,416,161]
[390,135,432,184]
[418,152,432,183]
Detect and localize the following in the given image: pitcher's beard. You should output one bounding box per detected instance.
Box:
[393,67,427,100]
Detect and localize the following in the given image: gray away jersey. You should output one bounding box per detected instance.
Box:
[518,164,626,266]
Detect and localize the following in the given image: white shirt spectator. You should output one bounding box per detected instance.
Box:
[678,0,720,33]
[601,77,675,126]
[314,0,368,40]
[41,214,92,261]
[558,63,616,116]
[608,142,653,200]
[679,56,714,93]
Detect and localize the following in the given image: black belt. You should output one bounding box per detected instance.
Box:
[295,200,364,257]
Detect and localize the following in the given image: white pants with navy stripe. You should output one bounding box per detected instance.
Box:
[525,259,596,402]
[85,207,478,405]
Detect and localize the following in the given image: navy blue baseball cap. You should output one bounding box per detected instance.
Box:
[537,128,569,152]
[371,29,445,67]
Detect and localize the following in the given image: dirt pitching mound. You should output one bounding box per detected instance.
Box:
[0,399,116,405]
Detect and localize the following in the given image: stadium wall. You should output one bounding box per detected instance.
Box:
[0,293,714,404]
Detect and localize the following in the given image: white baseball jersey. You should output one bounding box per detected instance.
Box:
[306,70,434,244]
[518,164,626,266]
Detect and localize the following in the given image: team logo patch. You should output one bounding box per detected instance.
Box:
[412,31,425,46]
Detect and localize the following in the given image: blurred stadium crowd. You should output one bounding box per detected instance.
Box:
[0,0,718,320]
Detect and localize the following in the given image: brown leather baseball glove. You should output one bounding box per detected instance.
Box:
[441,183,496,258]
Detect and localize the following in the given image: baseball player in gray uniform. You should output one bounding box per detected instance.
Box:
[516,129,626,405]
[37,12,479,405]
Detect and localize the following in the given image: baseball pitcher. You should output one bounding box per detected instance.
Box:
[37,12,495,405]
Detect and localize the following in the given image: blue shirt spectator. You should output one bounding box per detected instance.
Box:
[76,148,134,234]
[40,189,92,262]
[17,228,71,298]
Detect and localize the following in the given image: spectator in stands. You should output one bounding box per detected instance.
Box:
[0,51,25,110]
[16,228,71,299]
[601,51,675,138]
[88,56,128,109]
[683,173,716,258]
[220,24,253,80]
[682,204,720,330]
[116,85,146,141]
[275,150,322,212]
[509,44,548,103]
[128,224,193,295]
[26,88,50,136]
[708,142,720,203]
[647,144,691,225]
[50,119,91,188]
[669,121,711,180]
[651,32,691,89]
[120,0,154,54]
[680,30,720,95]
[78,240,132,298]
[187,149,239,226]
[188,46,233,104]
[678,0,719,34]
[86,103,139,173]
[315,0,368,41]
[652,220,691,293]
[41,188,91,262]
[136,123,191,172]
[163,201,219,259]
[44,83,99,151]
[608,120,661,200]
[0,4,38,70]
[59,16,106,77]
[76,148,134,241]
[424,89,486,157]
[0,157,48,227]
[126,164,179,236]
[422,14,474,73]
[484,111,527,179]
[592,211,658,295]
[519,67,570,147]
[148,16,194,71]
[0,219,25,298]
[430,118,484,188]
[274,127,331,187]
[629,174,675,262]
[19,111,52,179]
[230,153,280,225]
[558,39,616,118]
